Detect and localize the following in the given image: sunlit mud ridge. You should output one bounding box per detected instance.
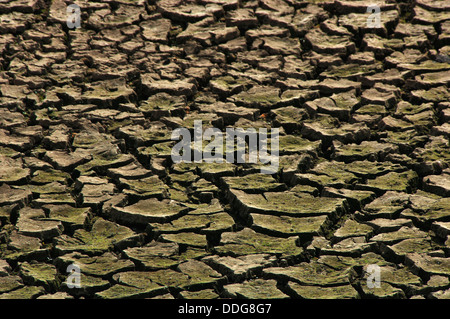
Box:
[0,0,449,299]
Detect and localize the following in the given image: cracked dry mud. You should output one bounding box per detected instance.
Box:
[0,0,449,300]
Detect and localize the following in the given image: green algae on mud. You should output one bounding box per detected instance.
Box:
[55,251,135,278]
[223,278,289,299]
[124,243,208,270]
[148,212,235,235]
[0,285,46,299]
[250,213,330,238]
[109,198,190,226]
[96,262,224,299]
[229,189,349,220]
[0,0,449,301]
[19,261,59,291]
[286,281,359,299]
[358,170,419,194]
[53,218,143,255]
[221,174,287,193]
[214,228,304,259]
[263,261,352,287]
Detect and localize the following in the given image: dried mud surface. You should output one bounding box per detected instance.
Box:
[0,0,449,299]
